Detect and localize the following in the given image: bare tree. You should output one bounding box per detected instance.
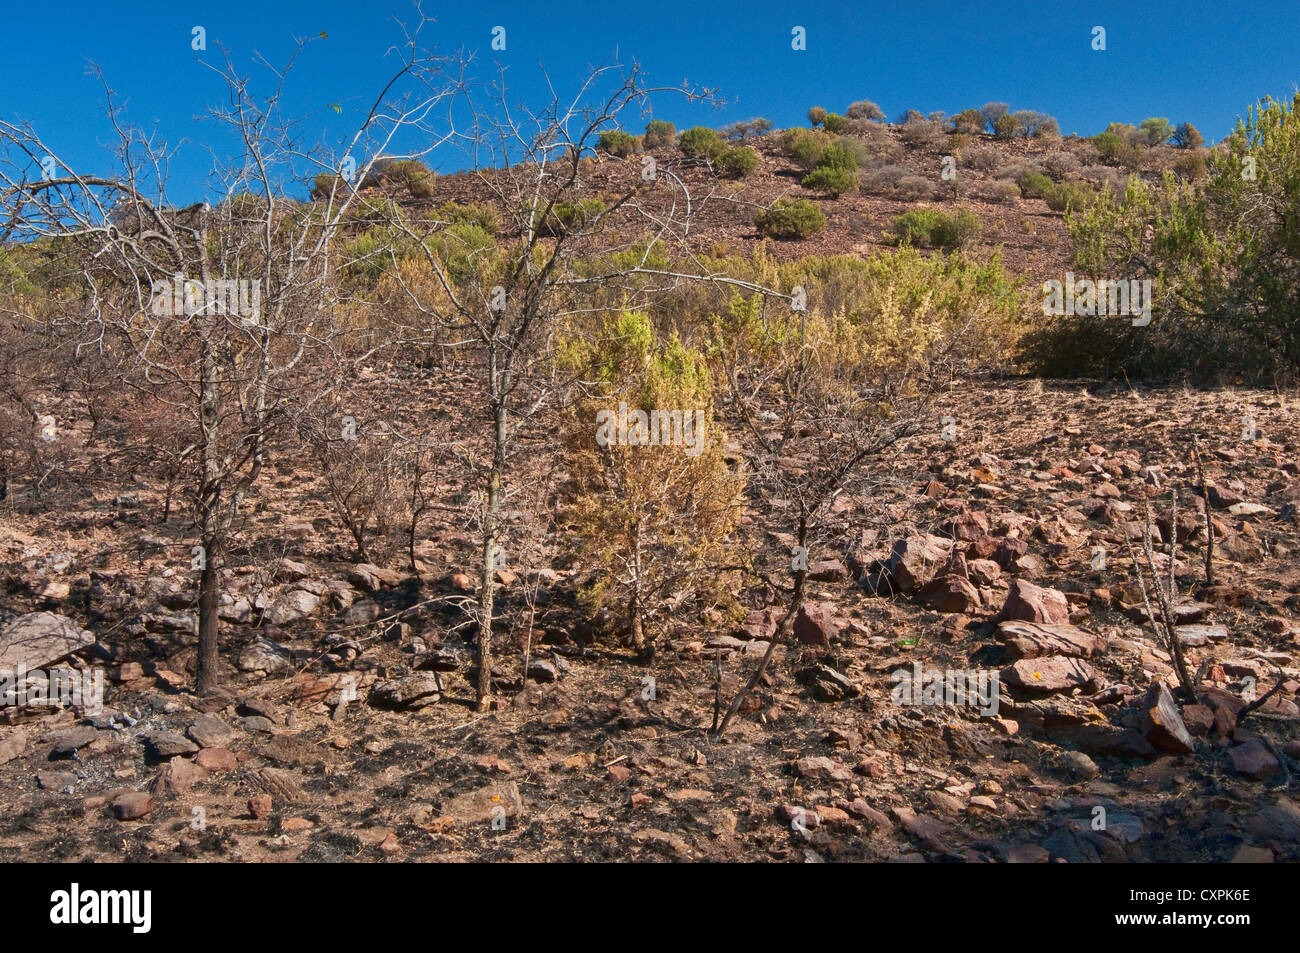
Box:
[0,20,461,693]
[376,60,792,709]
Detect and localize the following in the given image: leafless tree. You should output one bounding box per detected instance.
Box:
[0,18,463,693]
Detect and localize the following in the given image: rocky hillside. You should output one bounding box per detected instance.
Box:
[2,379,1297,862]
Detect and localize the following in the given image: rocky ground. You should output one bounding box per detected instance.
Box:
[1,378,1298,862]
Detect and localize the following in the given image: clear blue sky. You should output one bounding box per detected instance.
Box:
[2,0,1297,202]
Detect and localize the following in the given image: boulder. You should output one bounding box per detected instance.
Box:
[879,534,953,594]
[1140,681,1196,754]
[998,620,1106,660]
[0,612,94,670]
[1000,656,1098,693]
[997,579,1070,625]
[793,602,838,647]
[919,574,982,614]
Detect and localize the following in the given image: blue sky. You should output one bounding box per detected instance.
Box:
[2,0,1297,201]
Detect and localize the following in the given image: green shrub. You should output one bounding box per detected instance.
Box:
[754,198,826,240]
[984,181,1021,204]
[383,159,436,198]
[951,109,985,135]
[817,144,856,172]
[536,198,606,236]
[435,200,500,233]
[718,147,759,178]
[1140,117,1173,146]
[598,130,638,157]
[783,128,828,170]
[1041,181,1096,213]
[1172,151,1207,180]
[801,144,857,195]
[310,173,341,199]
[831,135,873,168]
[1017,170,1054,199]
[644,120,677,149]
[993,114,1019,140]
[1104,122,1147,146]
[886,207,981,250]
[1094,131,1145,169]
[807,106,828,128]
[1023,95,1300,380]
[802,166,857,196]
[678,126,727,161]
[823,113,847,134]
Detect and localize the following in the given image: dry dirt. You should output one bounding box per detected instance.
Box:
[2,377,1298,862]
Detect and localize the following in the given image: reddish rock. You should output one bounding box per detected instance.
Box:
[1182,704,1215,736]
[945,510,989,542]
[967,558,1002,586]
[738,608,774,639]
[149,758,210,798]
[997,579,1070,625]
[606,764,631,783]
[919,574,982,614]
[998,620,1105,659]
[1229,740,1280,780]
[967,534,1000,560]
[881,534,953,594]
[844,798,893,831]
[794,602,838,647]
[1007,842,1051,863]
[1000,656,1098,693]
[111,791,155,821]
[993,537,1029,569]
[807,559,849,582]
[249,794,273,818]
[1140,681,1196,754]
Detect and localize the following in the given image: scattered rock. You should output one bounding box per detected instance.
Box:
[1140,681,1196,754]
[248,793,273,818]
[1000,656,1098,693]
[238,635,294,674]
[440,780,522,825]
[149,758,209,797]
[50,726,99,757]
[143,730,199,759]
[187,714,234,749]
[37,770,77,791]
[998,620,1106,660]
[193,747,238,772]
[0,612,95,670]
[370,673,442,710]
[111,791,154,821]
[1229,739,1280,781]
[0,730,26,765]
[919,574,982,614]
[793,602,838,647]
[997,579,1070,625]
[797,664,860,702]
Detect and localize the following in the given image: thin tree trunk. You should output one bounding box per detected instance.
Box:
[476,396,507,710]
[196,331,222,695]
